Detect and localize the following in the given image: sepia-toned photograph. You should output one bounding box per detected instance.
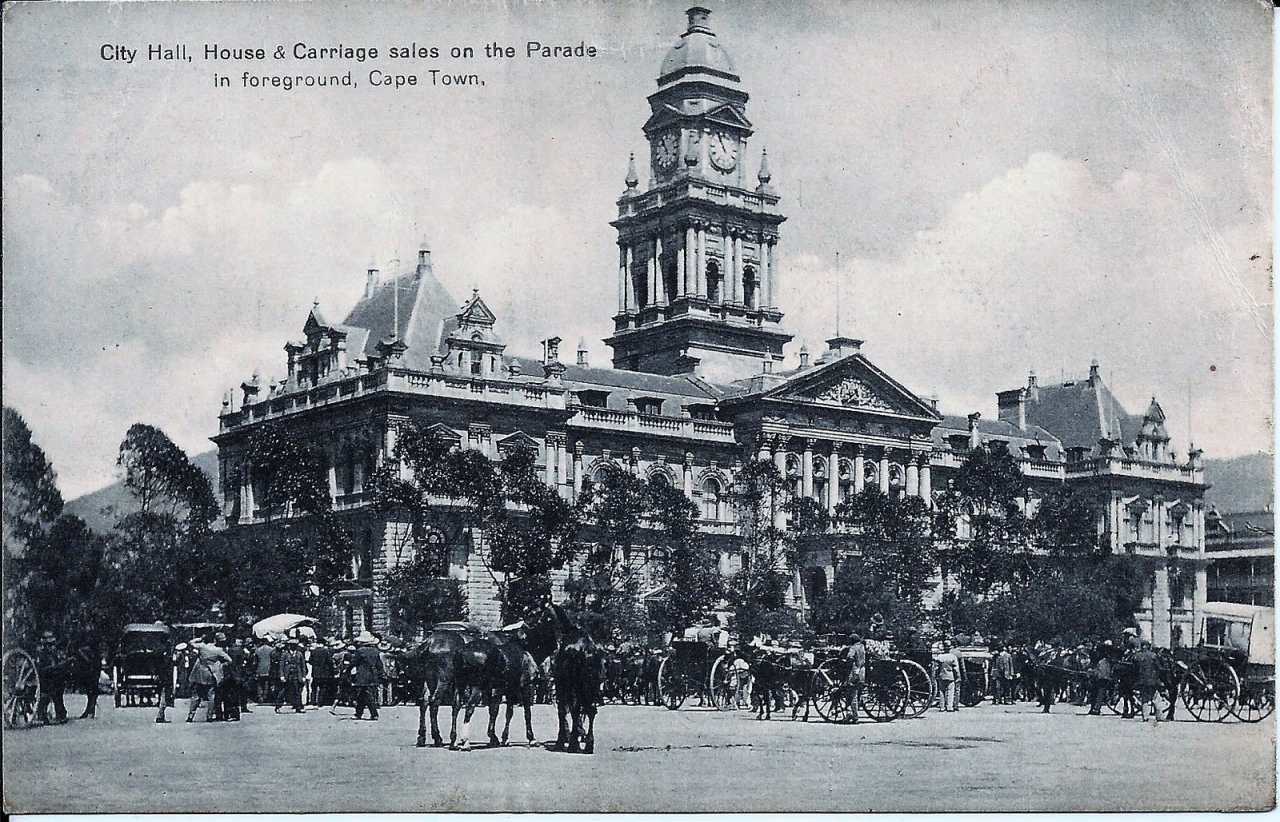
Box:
[1,0,1274,813]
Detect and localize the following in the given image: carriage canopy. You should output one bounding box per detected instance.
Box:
[1201,602,1274,666]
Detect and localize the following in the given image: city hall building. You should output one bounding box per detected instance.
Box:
[211,8,1208,645]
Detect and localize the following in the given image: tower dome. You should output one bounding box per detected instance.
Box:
[657,7,739,86]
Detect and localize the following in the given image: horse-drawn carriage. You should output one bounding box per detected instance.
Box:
[112,623,173,708]
[657,635,750,710]
[1172,602,1274,723]
[806,641,933,723]
[953,646,992,707]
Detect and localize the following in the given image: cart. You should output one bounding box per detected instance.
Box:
[1187,602,1274,723]
[808,644,913,723]
[112,623,173,708]
[954,646,991,707]
[657,636,749,711]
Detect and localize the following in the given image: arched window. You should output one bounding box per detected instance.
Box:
[470,349,483,376]
[706,260,722,303]
[634,269,649,308]
[862,459,878,490]
[701,478,722,522]
[889,463,905,500]
[650,472,672,489]
[742,265,758,309]
[813,456,828,505]
[664,260,679,303]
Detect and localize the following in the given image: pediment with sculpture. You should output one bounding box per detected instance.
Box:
[766,353,940,421]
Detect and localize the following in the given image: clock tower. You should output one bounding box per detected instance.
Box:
[605,6,791,383]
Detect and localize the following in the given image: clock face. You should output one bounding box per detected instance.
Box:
[708,131,738,171]
[655,132,680,169]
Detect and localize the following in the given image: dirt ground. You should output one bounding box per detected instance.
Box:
[3,692,1274,813]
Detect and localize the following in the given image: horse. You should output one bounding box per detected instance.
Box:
[525,602,602,754]
[742,646,816,721]
[446,619,555,751]
[404,624,483,748]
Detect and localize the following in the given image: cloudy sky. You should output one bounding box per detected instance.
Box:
[2,0,1272,498]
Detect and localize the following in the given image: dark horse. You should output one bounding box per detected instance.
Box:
[742,646,816,721]
[446,619,557,751]
[525,602,603,754]
[404,623,483,748]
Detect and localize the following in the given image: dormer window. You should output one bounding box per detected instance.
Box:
[1026,444,1047,461]
[470,349,483,376]
[577,390,610,408]
[632,397,664,416]
[947,434,969,453]
[687,403,718,421]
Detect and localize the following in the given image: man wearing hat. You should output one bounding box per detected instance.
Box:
[187,633,232,722]
[252,637,275,704]
[1088,640,1116,715]
[35,630,69,725]
[350,631,385,720]
[277,637,307,713]
[308,637,335,708]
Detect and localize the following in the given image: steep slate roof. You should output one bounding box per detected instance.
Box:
[1021,375,1132,450]
[341,269,459,372]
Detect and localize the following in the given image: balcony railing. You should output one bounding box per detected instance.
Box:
[567,404,737,442]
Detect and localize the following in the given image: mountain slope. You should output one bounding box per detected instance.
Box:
[64,450,220,533]
[1203,452,1273,513]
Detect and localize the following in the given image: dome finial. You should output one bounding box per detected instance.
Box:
[624,152,639,191]
[758,147,772,184]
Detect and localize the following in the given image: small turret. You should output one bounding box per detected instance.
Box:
[624,153,639,195]
[756,147,775,194]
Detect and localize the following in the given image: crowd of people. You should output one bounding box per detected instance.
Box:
[169,629,407,722]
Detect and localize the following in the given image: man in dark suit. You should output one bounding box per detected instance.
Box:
[277,638,307,713]
[350,631,385,720]
[308,639,335,707]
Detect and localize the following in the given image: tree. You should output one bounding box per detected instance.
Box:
[948,445,1030,597]
[382,555,467,637]
[567,461,653,643]
[648,479,722,634]
[3,406,64,554]
[724,458,802,640]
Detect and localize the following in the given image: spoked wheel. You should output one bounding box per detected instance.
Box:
[811,661,858,724]
[1231,679,1275,723]
[657,656,686,711]
[3,649,42,729]
[898,659,935,718]
[958,676,987,708]
[860,664,909,722]
[1181,658,1240,722]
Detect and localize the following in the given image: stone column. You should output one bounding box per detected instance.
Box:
[1151,566,1172,647]
[725,230,737,304]
[853,446,865,494]
[624,246,636,313]
[906,458,920,497]
[733,234,745,305]
[557,439,569,499]
[241,463,255,523]
[773,439,788,530]
[695,224,706,297]
[572,443,584,499]
[544,435,558,488]
[919,458,932,504]
[353,455,366,494]
[617,245,627,313]
[878,450,890,494]
[630,447,642,476]
[1154,496,1165,551]
[647,239,657,309]
[327,448,338,502]
[676,242,686,299]
[802,439,814,499]
[827,443,840,517]
[683,453,695,499]
[654,235,666,306]
[685,225,696,296]
[759,234,771,309]
[769,242,780,306]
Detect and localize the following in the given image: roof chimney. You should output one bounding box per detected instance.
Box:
[798,343,811,370]
[365,263,380,299]
[576,337,589,367]
[826,336,863,361]
[416,239,432,281]
[542,336,562,365]
[996,388,1027,430]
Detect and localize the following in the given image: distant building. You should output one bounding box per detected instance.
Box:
[211,7,1208,644]
[1205,509,1274,607]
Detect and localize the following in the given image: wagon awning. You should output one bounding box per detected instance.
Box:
[252,614,318,639]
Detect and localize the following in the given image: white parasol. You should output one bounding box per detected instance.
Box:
[251,613,318,639]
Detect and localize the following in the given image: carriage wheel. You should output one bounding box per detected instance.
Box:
[1230,679,1275,723]
[3,649,42,729]
[958,675,986,708]
[811,661,857,724]
[1181,658,1240,722]
[860,665,909,722]
[657,656,686,711]
[898,659,935,718]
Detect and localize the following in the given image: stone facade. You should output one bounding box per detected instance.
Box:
[210,7,1208,645]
